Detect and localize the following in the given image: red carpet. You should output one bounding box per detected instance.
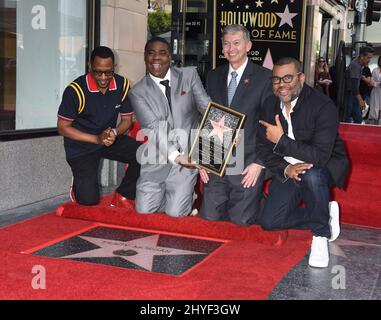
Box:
[56,194,287,246]
[0,208,311,300]
[333,124,381,228]
[4,121,379,299]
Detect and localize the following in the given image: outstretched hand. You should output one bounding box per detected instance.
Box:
[175,154,198,168]
[259,114,284,144]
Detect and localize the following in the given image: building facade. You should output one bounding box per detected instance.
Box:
[0,0,148,212]
[1,0,378,212]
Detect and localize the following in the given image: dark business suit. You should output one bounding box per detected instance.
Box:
[256,84,349,237]
[200,59,273,225]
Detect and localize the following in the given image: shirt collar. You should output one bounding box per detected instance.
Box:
[280,97,299,112]
[149,69,171,87]
[229,57,249,79]
[86,73,117,93]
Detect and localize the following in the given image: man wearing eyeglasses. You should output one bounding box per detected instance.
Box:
[256,57,348,268]
[57,46,141,209]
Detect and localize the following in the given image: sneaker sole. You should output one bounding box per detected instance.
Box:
[329,201,340,242]
[308,261,329,268]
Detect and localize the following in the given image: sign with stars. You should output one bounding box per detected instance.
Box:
[25,225,227,276]
[214,0,306,69]
[189,101,246,177]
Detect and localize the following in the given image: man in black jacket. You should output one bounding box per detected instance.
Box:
[256,57,349,268]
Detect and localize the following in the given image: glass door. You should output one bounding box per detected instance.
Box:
[0,0,92,132]
[171,0,214,83]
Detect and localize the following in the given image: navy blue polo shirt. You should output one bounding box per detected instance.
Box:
[58,73,133,160]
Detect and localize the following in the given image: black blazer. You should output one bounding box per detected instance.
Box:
[206,60,273,166]
[256,84,349,188]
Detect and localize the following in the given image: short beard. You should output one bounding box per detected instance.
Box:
[276,82,303,105]
[290,82,303,102]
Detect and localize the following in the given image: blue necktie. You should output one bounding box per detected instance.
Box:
[228,71,238,106]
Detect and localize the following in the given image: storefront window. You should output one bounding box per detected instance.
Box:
[0,0,88,132]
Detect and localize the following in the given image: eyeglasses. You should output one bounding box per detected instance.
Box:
[318,60,325,63]
[271,73,301,84]
[92,69,115,77]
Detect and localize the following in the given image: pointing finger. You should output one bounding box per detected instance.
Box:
[275,114,282,127]
[259,120,271,128]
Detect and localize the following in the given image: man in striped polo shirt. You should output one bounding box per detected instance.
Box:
[57,46,140,209]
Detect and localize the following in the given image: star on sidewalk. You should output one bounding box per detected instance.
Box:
[276,5,298,28]
[61,235,206,271]
[208,116,233,143]
[329,238,381,258]
[255,0,264,8]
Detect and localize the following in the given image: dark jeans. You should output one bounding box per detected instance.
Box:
[344,94,363,124]
[260,167,332,238]
[67,135,141,206]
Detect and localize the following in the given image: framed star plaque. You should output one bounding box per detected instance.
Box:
[189,101,246,177]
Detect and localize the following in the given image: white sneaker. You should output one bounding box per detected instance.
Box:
[328,201,340,242]
[308,236,329,268]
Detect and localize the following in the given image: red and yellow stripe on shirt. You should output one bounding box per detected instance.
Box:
[122,77,130,103]
[69,82,86,114]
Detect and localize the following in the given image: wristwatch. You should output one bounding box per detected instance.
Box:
[111,128,118,136]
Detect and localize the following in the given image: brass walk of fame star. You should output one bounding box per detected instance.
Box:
[329,238,381,258]
[208,116,233,143]
[61,235,206,271]
[276,4,298,28]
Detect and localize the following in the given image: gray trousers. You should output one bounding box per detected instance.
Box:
[135,165,198,217]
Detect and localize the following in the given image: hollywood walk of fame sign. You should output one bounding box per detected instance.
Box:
[213,0,307,69]
[27,225,226,276]
[189,101,245,177]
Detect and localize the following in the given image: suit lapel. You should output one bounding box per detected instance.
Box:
[167,67,183,127]
[145,74,172,123]
[274,97,288,132]
[170,67,183,109]
[218,65,229,106]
